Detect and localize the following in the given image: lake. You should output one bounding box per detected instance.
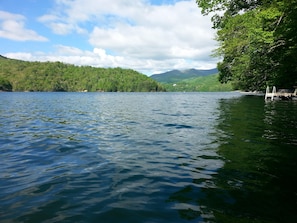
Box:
[1,92,297,223]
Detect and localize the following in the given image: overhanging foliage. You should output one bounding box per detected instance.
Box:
[196,0,297,91]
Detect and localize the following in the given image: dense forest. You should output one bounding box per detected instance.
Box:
[150,68,232,91]
[0,56,165,92]
[163,74,233,92]
[196,0,297,91]
[150,68,218,83]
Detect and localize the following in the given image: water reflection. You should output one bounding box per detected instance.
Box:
[264,101,297,145]
[169,96,297,223]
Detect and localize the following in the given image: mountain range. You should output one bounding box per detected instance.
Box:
[150,68,218,83]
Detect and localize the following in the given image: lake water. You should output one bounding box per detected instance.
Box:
[1,92,297,223]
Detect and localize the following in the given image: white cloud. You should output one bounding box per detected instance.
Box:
[4,44,218,75]
[6,0,219,74]
[0,10,48,41]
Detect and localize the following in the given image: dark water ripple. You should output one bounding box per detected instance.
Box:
[1,92,297,223]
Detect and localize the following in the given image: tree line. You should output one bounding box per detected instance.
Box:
[196,0,297,91]
[162,74,232,92]
[0,56,165,92]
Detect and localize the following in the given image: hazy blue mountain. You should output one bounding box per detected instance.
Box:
[150,68,218,83]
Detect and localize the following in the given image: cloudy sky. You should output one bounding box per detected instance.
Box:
[0,0,218,75]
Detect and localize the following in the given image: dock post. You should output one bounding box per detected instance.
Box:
[265,86,270,100]
[271,86,276,101]
[265,86,277,100]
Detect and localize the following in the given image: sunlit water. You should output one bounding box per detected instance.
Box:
[1,92,296,223]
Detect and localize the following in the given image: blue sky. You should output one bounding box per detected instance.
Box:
[0,0,218,75]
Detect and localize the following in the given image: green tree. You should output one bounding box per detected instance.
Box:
[197,0,297,90]
[0,77,12,91]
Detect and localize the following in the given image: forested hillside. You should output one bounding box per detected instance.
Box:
[151,68,231,92]
[196,0,297,91]
[0,56,165,92]
[163,74,232,92]
[151,68,218,83]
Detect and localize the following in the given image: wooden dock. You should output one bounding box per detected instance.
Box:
[265,86,297,100]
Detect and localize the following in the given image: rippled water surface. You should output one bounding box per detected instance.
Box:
[1,92,297,223]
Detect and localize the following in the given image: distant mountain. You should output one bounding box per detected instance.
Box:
[150,68,218,83]
[162,74,233,92]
